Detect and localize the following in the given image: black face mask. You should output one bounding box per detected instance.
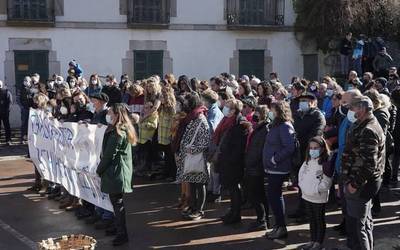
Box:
[339,105,348,115]
[252,115,260,123]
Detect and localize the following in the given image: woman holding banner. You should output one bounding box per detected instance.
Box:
[96,103,137,246]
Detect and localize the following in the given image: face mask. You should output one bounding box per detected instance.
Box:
[310,86,316,91]
[31,88,39,94]
[32,77,39,84]
[106,114,113,125]
[91,80,98,85]
[348,85,354,90]
[309,149,320,159]
[326,89,334,97]
[347,110,357,123]
[270,79,277,84]
[252,115,260,123]
[69,81,76,87]
[80,86,87,92]
[60,106,68,115]
[47,107,53,114]
[0,83,3,89]
[87,102,95,113]
[48,81,54,89]
[24,80,31,87]
[299,101,310,112]
[268,111,275,121]
[222,106,231,117]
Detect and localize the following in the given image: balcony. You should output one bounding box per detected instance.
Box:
[7,0,55,26]
[226,0,285,29]
[127,0,170,28]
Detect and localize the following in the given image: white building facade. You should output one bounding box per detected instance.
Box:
[0,0,309,127]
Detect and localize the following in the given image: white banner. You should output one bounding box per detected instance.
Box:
[28,109,113,211]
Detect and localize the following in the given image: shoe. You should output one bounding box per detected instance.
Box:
[85,215,101,224]
[112,234,129,246]
[27,185,42,192]
[181,207,193,217]
[298,242,315,250]
[105,227,117,236]
[187,211,204,221]
[59,201,73,209]
[222,215,241,225]
[247,221,267,232]
[265,226,288,240]
[65,204,81,212]
[95,219,114,230]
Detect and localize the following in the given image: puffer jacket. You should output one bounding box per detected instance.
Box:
[298,159,333,204]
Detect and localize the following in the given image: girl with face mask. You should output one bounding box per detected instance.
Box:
[298,137,333,250]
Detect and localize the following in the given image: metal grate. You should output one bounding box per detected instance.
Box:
[227,0,285,26]
[128,0,170,25]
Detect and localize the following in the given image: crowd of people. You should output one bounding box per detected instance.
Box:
[0,57,398,249]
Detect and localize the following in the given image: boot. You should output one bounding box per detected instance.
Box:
[266,226,288,239]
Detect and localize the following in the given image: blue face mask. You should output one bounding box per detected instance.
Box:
[299,101,310,112]
[347,110,357,123]
[268,111,275,121]
[222,106,231,117]
[309,149,320,159]
[326,89,334,97]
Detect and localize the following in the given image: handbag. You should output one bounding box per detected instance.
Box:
[183,122,206,175]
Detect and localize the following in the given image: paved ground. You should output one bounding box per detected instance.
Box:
[0,158,399,250]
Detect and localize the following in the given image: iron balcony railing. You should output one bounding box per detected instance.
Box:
[7,0,55,23]
[227,0,285,26]
[128,0,170,27]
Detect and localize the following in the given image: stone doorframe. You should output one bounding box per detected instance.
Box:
[122,40,173,80]
[229,39,273,79]
[4,38,61,128]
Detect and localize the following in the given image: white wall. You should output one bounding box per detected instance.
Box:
[172,0,226,25]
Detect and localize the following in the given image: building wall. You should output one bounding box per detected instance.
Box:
[0,0,302,128]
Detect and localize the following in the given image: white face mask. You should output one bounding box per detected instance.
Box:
[91,80,98,85]
[87,102,95,113]
[0,83,3,89]
[24,80,31,87]
[48,81,55,89]
[47,106,53,114]
[106,114,113,125]
[32,77,39,83]
[222,106,231,117]
[31,88,39,94]
[326,89,334,97]
[60,106,68,115]
[80,85,87,92]
[347,110,357,123]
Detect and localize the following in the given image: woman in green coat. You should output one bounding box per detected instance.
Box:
[96,103,137,246]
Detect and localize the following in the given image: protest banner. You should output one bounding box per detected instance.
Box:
[28,109,113,211]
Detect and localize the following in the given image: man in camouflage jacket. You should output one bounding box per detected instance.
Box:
[342,96,385,250]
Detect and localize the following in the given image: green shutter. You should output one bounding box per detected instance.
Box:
[239,50,265,79]
[134,50,163,80]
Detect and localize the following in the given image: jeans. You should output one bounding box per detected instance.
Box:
[305,200,326,244]
[95,206,114,220]
[345,179,381,250]
[353,57,363,76]
[340,54,350,75]
[110,193,127,237]
[207,163,221,195]
[247,175,269,223]
[0,112,11,142]
[189,183,206,213]
[266,173,287,227]
[21,107,29,138]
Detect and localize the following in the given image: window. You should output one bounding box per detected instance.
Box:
[227,0,285,26]
[128,0,170,26]
[7,0,54,22]
[239,50,265,79]
[134,51,163,80]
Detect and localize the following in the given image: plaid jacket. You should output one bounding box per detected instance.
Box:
[138,112,158,144]
[158,110,175,145]
[341,114,385,189]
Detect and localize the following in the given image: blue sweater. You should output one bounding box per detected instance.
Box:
[207,103,224,136]
[263,121,296,174]
[335,117,352,174]
[322,96,333,119]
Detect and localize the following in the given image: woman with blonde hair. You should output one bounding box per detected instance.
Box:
[144,77,162,112]
[158,85,177,181]
[96,103,137,246]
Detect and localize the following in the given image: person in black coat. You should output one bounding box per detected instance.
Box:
[102,75,122,106]
[67,91,93,122]
[245,105,270,231]
[213,99,248,225]
[324,92,346,151]
[291,92,326,220]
